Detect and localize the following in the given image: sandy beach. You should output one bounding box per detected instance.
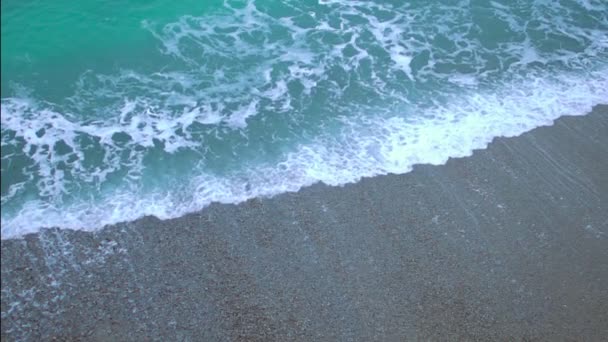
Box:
[1,105,607,340]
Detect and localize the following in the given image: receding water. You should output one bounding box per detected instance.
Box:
[1,0,607,238]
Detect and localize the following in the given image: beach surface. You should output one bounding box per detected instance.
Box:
[2,105,607,341]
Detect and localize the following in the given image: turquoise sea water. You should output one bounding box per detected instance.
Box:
[1,0,607,238]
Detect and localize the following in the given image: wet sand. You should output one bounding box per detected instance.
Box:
[2,105,607,341]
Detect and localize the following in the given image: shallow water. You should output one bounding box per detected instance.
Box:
[1,0,607,238]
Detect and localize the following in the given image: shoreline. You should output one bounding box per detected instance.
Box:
[2,105,607,340]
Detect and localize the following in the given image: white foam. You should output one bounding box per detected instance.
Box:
[2,0,607,238]
[2,68,606,239]
[224,100,259,128]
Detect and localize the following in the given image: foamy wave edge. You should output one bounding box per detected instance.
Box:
[2,69,607,239]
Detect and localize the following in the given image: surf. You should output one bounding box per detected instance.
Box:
[2,0,607,238]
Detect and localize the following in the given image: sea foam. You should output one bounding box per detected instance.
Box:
[1,0,607,238]
[2,68,606,238]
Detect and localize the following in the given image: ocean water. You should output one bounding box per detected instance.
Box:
[1,0,607,238]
